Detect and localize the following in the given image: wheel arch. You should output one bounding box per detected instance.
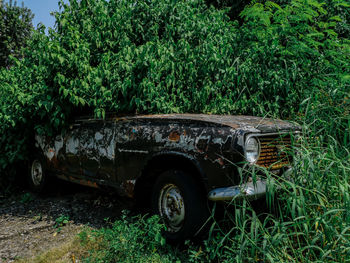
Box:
[134,152,208,207]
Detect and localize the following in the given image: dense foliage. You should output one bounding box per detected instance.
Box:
[0,0,349,261]
[0,0,34,68]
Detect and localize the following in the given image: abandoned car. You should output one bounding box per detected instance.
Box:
[29,114,301,241]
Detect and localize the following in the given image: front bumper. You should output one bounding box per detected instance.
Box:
[208,168,293,201]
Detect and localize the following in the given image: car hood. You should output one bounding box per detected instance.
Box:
[132,114,301,133]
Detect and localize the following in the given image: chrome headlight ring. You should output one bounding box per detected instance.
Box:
[245,136,260,164]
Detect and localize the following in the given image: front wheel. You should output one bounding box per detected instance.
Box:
[152,170,209,242]
[27,158,48,193]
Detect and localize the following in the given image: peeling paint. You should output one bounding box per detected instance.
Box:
[35,134,64,162]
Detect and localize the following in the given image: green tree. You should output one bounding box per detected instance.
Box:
[0,0,34,68]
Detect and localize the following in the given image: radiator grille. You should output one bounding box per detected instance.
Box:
[256,134,292,170]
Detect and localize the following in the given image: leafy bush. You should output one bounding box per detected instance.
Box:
[318,0,350,37]
[80,214,178,263]
[238,0,350,144]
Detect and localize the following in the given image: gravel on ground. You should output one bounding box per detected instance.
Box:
[0,181,134,263]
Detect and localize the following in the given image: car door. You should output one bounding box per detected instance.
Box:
[64,122,82,176]
[79,120,116,182]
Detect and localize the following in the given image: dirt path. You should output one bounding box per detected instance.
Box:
[0,182,133,263]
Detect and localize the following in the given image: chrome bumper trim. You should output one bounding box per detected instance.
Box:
[208,179,266,201]
[208,168,292,201]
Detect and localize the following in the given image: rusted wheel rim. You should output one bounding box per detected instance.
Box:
[31,160,43,186]
[158,184,185,233]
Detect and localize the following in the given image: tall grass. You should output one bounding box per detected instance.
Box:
[203,137,350,262]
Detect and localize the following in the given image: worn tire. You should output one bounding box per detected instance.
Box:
[27,157,48,193]
[152,170,209,243]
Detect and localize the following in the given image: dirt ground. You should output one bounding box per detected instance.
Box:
[0,181,134,263]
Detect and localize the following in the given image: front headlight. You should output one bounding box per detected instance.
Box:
[245,137,260,164]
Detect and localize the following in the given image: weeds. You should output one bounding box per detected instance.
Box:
[80,213,179,263]
[54,215,70,233]
[19,192,34,203]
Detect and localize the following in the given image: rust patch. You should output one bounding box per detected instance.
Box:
[168,131,180,142]
[122,180,136,198]
[216,157,225,166]
[50,155,59,169]
[256,134,292,170]
[56,174,99,188]
[68,176,99,188]
[81,180,99,188]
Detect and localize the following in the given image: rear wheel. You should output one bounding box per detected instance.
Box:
[28,158,47,193]
[152,170,209,242]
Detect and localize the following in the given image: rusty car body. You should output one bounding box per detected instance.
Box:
[29,114,301,241]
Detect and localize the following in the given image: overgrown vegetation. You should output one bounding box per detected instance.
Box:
[0,0,349,261]
[0,0,34,68]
